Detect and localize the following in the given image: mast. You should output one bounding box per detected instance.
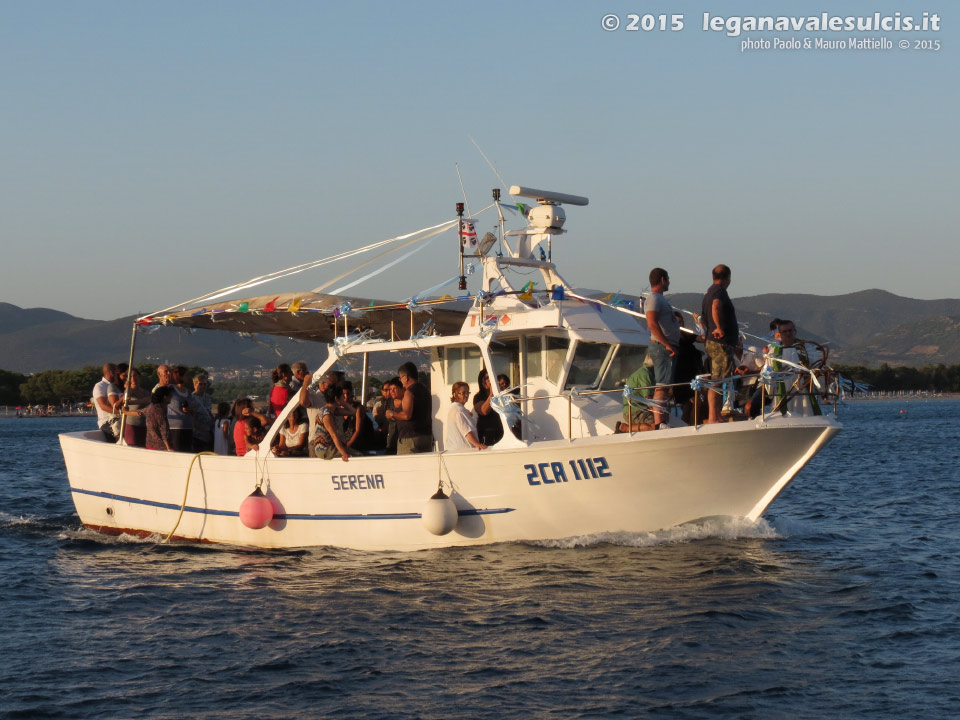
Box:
[117,321,138,445]
[456,202,466,290]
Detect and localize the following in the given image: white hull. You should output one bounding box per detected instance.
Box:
[61,415,840,551]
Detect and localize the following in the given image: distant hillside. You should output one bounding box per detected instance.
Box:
[0,303,81,333]
[667,289,960,365]
[2,291,960,372]
[0,305,310,373]
[835,315,960,367]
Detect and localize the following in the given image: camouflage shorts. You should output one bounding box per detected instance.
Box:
[705,340,735,381]
[625,407,655,426]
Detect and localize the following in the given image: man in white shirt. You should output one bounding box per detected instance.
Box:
[92,363,119,442]
[770,319,821,416]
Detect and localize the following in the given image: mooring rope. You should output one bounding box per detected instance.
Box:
[161,451,218,544]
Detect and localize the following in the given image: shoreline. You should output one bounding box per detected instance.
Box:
[0,412,95,419]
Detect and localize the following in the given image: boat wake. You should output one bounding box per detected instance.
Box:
[0,510,79,539]
[529,516,779,549]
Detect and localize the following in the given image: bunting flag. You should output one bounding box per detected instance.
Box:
[136,316,153,326]
[287,298,302,313]
[551,285,565,301]
[600,292,613,302]
[264,296,279,312]
[190,308,207,316]
[237,302,249,313]
[518,281,535,302]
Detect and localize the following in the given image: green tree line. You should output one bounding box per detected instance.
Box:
[0,369,28,405]
[834,364,960,393]
[5,362,959,407]
[3,365,270,407]
[4,365,294,408]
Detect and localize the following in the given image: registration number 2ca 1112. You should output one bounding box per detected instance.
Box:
[524,457,612,485]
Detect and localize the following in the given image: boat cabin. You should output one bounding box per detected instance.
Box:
[300,251,654,450]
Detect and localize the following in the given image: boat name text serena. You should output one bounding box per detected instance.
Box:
[332,474,385,490]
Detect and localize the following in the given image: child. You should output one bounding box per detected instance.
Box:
[213,402,231,456]
[232,397,269,456]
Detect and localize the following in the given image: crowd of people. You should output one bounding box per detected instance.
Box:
[93,363,217,451]
[621,264,825,432]
[92,265,823,457]
[93,358,499,460]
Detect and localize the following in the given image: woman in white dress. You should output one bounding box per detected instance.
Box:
[445,382,486,452]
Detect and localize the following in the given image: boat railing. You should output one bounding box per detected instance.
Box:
[505,367,840,438]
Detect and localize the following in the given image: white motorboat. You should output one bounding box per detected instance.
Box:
[60,185,841,550]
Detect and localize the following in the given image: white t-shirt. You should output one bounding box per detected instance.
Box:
[214,418,230,455]
[92,378,113,426]
[445,402,477,451]
[778,346,818,416]
[281,423,307,449]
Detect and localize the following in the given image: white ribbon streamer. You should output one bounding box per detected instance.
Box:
[141,217,466,320]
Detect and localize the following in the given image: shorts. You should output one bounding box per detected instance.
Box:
[398,435,433,455]
[705,340,735,380]
[648,342,677,387]
[624,405,655,426]
[318,445,361,460]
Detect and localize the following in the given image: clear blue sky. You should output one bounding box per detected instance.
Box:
[1,1,955,319]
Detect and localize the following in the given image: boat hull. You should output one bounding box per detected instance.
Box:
[61,416,840,551]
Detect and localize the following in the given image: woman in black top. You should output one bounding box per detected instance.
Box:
[473,369,504,446]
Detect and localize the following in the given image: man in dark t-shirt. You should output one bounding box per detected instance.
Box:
[700,264,739,424]
[388,361,434,454]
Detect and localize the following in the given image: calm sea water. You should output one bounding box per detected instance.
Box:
[1,402,959,719]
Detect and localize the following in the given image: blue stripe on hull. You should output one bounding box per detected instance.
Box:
[70,487,513,520]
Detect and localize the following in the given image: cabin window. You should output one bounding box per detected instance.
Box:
[442,345,484,386]
[564,341,615,390]
[489,338,520,387]
[599,344,649,390]
[545,336,569,385]
[525,336,543,378]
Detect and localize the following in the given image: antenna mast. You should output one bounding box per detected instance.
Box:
[456,202,466,290]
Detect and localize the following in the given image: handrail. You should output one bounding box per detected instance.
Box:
[506,366,839,435]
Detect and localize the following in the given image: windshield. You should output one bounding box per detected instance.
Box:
[564,341,614,390]
[600,344,649,390]
[563,342,650,391]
